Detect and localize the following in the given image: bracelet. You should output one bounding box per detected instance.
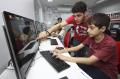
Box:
[45,30,51,36]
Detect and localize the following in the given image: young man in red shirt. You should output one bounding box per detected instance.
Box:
[53,13,118,79]
[38,1,89,57]
[65,1,88,57]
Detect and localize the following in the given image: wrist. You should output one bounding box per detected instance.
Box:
[62,48,68,53]
[63,48,68,53]
[45,30,51,36]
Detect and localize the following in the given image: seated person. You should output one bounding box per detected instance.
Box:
[53,13,118,79]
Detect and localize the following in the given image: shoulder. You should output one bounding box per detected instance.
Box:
[66,15,74,24]
[82,37,93,45]
[104,34,116,46]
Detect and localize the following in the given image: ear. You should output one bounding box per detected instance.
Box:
[84,11,88,16]
[101,26,106,32]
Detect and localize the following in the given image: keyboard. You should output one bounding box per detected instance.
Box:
[50,39,58,45]
[40,51,70,72]
[24,41,36,50]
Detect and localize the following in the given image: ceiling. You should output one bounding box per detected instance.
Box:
[39,0,103,8]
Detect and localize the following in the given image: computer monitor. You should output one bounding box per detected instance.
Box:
[2,11,39,79]
[110,21,120,41]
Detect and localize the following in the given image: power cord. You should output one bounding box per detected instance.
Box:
[6,60,14,70]
[8,59,12,66]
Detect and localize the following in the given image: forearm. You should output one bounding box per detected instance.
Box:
[66,57,91,65]
[65,43,84,52]
[64,55,98,65]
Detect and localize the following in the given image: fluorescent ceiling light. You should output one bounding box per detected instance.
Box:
[96,0,105,4]
[48,0,53,2]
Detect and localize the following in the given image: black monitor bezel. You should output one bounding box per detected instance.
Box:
[2,11,23,79]
[2,11,37,79]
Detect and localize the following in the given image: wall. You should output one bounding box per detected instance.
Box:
[92,0,120,14]
[40,7,72,28]
[34,0,43,22]
[36,0,72,27]
[60,12,72,20]
[0,0,35,74]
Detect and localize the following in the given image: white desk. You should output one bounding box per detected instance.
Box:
[0,37,92,79]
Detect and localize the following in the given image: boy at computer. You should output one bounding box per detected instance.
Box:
[53,13,118,79]
[37,1,89,57]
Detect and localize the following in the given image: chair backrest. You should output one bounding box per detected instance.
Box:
[64,30,71,47]
[116,41,120,73]
[63,26,74,47]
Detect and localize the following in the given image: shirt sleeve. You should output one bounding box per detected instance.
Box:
[93,45,116,62]
[65,15,74,24]
[82,37,91,46]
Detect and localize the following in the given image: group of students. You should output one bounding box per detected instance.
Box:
[37,1,118,79]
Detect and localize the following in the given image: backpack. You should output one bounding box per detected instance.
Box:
[64,26,74,47]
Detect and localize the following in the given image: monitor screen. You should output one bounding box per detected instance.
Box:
[110,22,120,41]
[3,11,38,79]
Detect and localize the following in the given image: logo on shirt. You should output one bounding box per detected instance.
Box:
[75,25,87,36]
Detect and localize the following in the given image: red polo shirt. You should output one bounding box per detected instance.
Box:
[83,34,118,79]
[66,15,88,42]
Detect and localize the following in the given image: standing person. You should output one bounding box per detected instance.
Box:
[52,17,63,36]
[54,17,62,25]
[38,1,89,57]
[55,17,63,34]
[53,13,118,79]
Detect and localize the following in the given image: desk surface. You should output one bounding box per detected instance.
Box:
[0,37,92,79]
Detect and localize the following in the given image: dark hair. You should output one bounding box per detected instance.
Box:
[88,13,111,35]
[72,1,87,13]
[57,17,62,21]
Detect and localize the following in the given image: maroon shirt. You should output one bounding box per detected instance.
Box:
[83,34,118,79]
[66,15,88,42]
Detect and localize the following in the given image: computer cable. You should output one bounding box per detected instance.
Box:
[8,59,12,66]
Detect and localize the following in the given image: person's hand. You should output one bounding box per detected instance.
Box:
[37,31,49,40]
[53,49,62,54]
[51,32,58,37]
[53,48,66,54]
[53,52,68,61]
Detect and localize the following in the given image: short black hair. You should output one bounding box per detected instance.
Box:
[72,1,87,13]
[88,13,110,28]
[57,17,62,21]
[88,13,111,34]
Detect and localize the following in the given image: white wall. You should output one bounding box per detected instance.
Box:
[41,7,72,28]
[61,13,72,20]
[0,0,35,74]
[92,0,120,14]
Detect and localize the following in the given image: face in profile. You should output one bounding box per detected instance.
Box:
[87,24,101,37]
